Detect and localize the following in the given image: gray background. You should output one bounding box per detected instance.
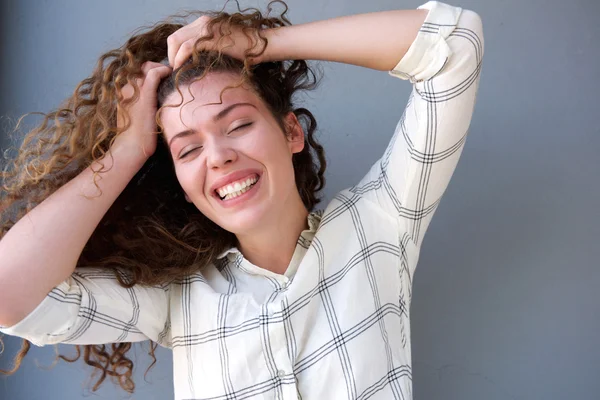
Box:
[1,0,599,399]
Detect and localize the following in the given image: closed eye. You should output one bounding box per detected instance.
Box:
[179,123,253,159]
[229,122,253,133]
[179,147,201,159]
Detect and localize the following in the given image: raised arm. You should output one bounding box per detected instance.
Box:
[0,62,173,346]
[167,4,428,71]
[264,1,484,250]
[353,2,484,251]
[261,8,428,71]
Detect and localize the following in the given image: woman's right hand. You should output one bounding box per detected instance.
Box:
[113,61,172,161]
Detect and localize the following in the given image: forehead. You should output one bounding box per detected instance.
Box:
[160,73,260,134]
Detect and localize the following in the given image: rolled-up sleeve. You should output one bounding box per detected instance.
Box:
[0,268,172,348]
[354,1,484,247]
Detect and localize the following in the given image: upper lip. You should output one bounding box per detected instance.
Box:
[209,168,262,195]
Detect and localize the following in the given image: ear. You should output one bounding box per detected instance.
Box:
[285,112,305,154]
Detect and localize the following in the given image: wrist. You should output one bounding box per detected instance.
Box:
[109,140,151,171]
[259,26,289,63]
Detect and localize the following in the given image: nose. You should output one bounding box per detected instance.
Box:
[206,139,238,169]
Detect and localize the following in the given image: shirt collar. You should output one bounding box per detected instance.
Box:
[216,209,324,260]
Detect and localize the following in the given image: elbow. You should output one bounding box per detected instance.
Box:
[0,310,23,329]
[460,9,485,57]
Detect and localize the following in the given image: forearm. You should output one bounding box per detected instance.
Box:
[0,145,146,327]
[262,9,428,71]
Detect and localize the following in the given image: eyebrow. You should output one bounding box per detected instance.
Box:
[167,102,257,149]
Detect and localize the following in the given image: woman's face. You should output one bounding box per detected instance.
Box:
[160,72,305,235]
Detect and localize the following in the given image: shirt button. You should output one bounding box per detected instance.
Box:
[277,370,286,378]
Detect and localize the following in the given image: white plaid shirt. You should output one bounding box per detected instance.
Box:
[0,2,484,399]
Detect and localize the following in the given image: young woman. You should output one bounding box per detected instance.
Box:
[0,1,483,399]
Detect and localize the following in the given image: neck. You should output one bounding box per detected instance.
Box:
[235,193,309,276]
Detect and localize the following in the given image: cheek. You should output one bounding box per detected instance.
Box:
[248,130,289,164]
[175,165,206,199]
[261,138,297,192]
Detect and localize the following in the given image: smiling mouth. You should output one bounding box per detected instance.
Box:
[215,175,260,201]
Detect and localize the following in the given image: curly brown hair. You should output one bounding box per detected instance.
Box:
[0,0,326,393]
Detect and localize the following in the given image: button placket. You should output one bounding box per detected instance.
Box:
[265,296,296,396]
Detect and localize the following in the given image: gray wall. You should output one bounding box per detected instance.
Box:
[1,0,599,399]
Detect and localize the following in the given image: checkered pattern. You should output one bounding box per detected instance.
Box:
[0,2,484,399]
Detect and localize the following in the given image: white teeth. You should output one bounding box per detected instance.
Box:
[216,175,258,199]
[223,184,253,201]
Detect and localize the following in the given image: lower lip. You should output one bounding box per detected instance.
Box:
[215,176,262,208]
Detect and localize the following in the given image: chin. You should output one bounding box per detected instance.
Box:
[219,216,262,236]
[214,203,271,235]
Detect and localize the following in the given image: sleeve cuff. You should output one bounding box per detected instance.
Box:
[389,1,463,82]
[0,279,80,347]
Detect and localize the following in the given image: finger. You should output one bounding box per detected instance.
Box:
[141,61,166,75]
[173,38,197,70]
[167,30,190,68]
[117,79,141,128]
[119,77,143,101]
[122,64,171,105]
[141,65,173,95]
[168,16,210,67]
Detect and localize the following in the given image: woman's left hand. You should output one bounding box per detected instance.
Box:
[167,15,267,69]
